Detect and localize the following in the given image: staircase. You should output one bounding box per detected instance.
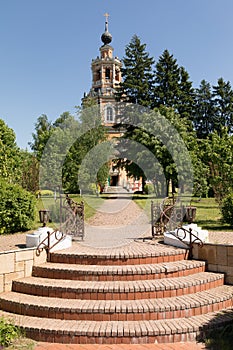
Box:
[1,240,233,344]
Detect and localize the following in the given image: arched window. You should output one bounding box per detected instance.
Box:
[105,68,110,79]
[106,106,113,122]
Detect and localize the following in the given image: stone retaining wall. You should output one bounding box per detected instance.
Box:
[0,248,47,292]
[193,242,233,284]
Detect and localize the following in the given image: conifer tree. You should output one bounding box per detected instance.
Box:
[153,50,194,121]
[118,35,155,107]
[193,80,215,138]
[212,77,233,134]
[177,66,195,120]
[153,49,180,108]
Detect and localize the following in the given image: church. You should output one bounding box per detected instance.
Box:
[82,14,142,192]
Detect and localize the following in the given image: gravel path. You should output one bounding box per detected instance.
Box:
[84,187,151,248]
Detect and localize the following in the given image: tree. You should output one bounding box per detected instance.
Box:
[212,77,233,135]
[29,114,53,161]
[153,50,195,122]
[177,66,195,120]
[116,105,205,197]
[202,128,233,202]
[117,35,155,107]
[19,150,39,193]
[0,119,21,184]
[63,106,108,193]
[153,49,180,108]
[193,80,215,138]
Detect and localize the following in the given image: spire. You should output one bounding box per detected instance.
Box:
[101,12,112,45]
[104,12,109,31]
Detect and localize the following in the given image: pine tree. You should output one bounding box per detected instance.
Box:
[153,50,194,121]
[118,35,155,107]
[153,49,180,108]
[177,66,195,120]
[212,77,233,134]
[193,80,215,138]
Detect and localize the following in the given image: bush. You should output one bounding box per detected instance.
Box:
[0,179,36,234]
[221,192,233,226]
[35,189,54,197]
[144,183,155,195]
[0,317,22,347]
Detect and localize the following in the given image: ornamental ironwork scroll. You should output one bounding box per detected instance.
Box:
[36,194,85,257]
[61,194,84,240]
[169,227,203,259]
[151,197,185,236]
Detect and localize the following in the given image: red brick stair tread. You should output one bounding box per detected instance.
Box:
[50,241,187,264]
[1,308,233,341]
[12,272,223,297]
[32,259,205,280]
[1,285,233,319]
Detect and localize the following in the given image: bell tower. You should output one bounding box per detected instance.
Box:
[83,14,122,128]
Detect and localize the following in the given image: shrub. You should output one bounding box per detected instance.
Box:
[0,178,36,234]
[221,192,233,226]
[144,183,155,195]
[0,317,22,347]
[35,189,54,197]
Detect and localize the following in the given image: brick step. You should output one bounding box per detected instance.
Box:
[49,241,187,265]
[1,308,233,344]
[12,272,224,300]
[1,286,233,321]
[32,260,206,281]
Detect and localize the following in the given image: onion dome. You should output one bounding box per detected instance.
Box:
[101,13,112,45]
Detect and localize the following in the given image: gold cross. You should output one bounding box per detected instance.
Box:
[104,13,110,22]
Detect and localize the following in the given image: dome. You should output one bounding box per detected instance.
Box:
[101,30,112,45]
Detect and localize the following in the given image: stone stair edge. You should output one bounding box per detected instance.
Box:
[50,241,187,259]
[1,285,233,312]
[33,259,206,274]
[1,308,233,335]
[12,271,224,292]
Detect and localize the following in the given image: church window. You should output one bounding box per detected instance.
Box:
[106,106,113,121]
[105,68,110,79]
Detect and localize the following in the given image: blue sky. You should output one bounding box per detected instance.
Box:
[1,0,233,149]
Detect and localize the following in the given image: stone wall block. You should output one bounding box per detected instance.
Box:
[25,260,33,277]
[0,253,15,274]
[216,245,227,266]
[15,250,34,262]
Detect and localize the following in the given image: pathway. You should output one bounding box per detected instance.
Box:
[83,187,150,248]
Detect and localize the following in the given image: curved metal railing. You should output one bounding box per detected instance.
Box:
[36,229,65,257]
[36,194,84,257]
[168,226,204,259]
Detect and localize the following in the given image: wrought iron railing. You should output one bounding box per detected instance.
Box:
[151,198,203,258]
[36,194,84,257]
[151,197,185,236]
[168,226,204,259]
[61,195,84,240]
[36,229,65,257]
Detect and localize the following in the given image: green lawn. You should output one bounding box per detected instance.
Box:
[36,194,103,228]
[133,195,232,232]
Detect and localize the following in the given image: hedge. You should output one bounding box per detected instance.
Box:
[0,179,36,234]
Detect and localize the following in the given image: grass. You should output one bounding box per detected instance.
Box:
[0,316,36,349]
[36,193,104,228]
[133,195,232,232]
[6,337,35,349]
[193,198,232,231]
